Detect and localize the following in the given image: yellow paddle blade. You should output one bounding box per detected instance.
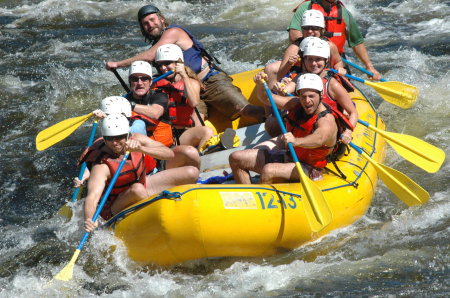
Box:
[57,205,73,220]
[362,152,429,206]
[364,81,419,109]
[295,162,333,232]
[54,249,81,281]
[358,121,445,173]
[379,132,444,173]
[36,113,93,151]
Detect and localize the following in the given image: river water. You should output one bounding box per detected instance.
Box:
[0,0,449,296]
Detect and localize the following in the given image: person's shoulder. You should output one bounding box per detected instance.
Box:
[164,25,188,37]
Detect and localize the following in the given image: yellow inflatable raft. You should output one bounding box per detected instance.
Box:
[105,69,386,266]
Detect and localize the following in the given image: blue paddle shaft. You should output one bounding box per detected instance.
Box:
[77,151,130,250]
[71,121,98,202]
[328,68,365,83]
[342,58,387,82]
[262,82,300,164]
[357,119,370,127]
[349,142,362,154]
[152,70,173,83]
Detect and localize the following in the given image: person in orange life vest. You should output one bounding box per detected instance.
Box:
[153,44,214,150]
[229,73,338,183]
[264,9,345,90]
[125,61,173,147]
[81,114,199,233]
[274,37,357,144]
[105,4,265,122]
[288,0,381,81]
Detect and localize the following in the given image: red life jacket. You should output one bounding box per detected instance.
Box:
[153,79,194,128]
[78,137,152,219]
[293,0,347,54]
[285,105,335,168]
[321,71,355,113]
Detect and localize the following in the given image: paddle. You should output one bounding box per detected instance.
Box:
[54,151,130,282]
[261,79,332,232]
[57,120,99,219]
[111,68,174,94]
[342,58,387,82]
[36,113,94,151]
[358,119,445,173]
[328,68,418,109]
[349,142,429,206]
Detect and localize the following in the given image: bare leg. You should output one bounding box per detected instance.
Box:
[264,60,281,89]
[179,126,214,150]
[264,115,283,138]
[110,182,149,215]
[260,162,298,183]
[239,104,266,122]
[166,145,200,169]
[229,149,268,184]
[146,166,199,196]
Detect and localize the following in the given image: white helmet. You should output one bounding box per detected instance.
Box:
[155,44,184,62]
[129,60,153,78]
[302,37,330,59]
[299,36,315,52]
[301,10,325,28]
[296,73,323,93]
[100,96,132,117]
[101,114,130,137]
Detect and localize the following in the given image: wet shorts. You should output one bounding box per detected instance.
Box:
[264,149,289,163]
[199,72,249,121]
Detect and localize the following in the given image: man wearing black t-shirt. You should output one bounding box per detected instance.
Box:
[125,60,201,170]
[125,60,174,147]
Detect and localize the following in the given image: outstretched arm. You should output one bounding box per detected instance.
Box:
[352,43,381,81]
[105,28,183,70]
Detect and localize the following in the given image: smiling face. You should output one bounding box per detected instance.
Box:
[104,133,128,155]
[156,60,176,78]
[129,73,152,99]
[297,89,321,115]
[141,13,165,40]
[303,55,327,74]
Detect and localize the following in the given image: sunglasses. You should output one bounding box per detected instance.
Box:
[156,61,174,67]
[130,76,151,82]
[302,26,322,31]
[104,133,128,142]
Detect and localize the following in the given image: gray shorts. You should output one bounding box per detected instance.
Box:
[200,72,249,121]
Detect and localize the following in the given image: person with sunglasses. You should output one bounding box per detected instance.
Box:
[79,114,199,232]
[124,60,174,148]
[287,0,381,81]
[229,73,338,183]
[105,4,265,123]
[152,44,215,150]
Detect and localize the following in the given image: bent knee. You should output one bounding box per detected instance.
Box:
[184,165,199,181]
[129,183,148,199]
[229,151,243,167]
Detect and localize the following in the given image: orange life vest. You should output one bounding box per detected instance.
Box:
[125,91,174,147]
[294,0,347,54]
[78,137,152,219]
[153,79,194,128]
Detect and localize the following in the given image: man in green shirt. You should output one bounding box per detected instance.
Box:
[288,0,380,80]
